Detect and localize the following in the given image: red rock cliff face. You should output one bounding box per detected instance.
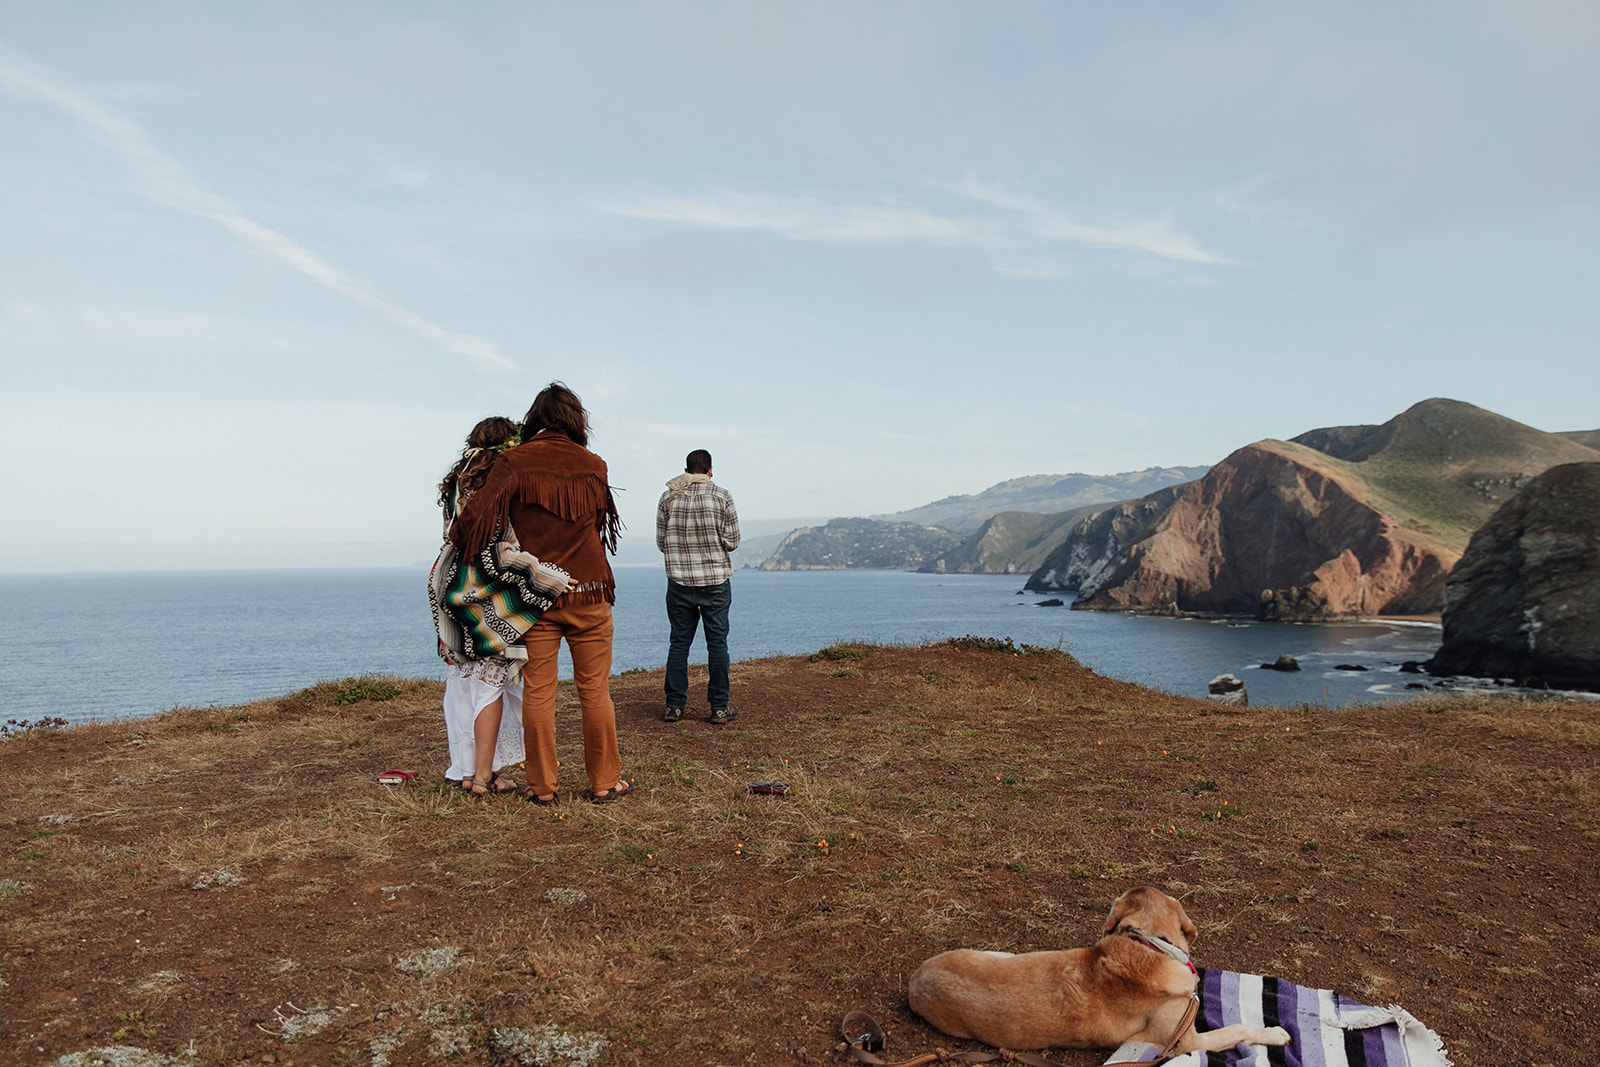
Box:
[1072,442,1458,618]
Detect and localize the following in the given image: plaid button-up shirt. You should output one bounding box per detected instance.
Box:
[656,476,741,586]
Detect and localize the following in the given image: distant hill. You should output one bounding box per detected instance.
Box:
[730,530,796,570]
[875,467,1210,533]
[1558,429,1600,451]
[1288,400,1600,553]
[758,519,961,571]
[749,467,1208,570]
[1036,399,1600,620]
[916,504,1106,575]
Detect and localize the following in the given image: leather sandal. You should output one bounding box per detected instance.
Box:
[521,786,559,807]
[463,770,518,797]
[588,779,632,804]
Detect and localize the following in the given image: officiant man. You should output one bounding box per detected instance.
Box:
[656,449,741,724]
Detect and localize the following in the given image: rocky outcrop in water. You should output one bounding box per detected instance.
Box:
[1425,463,1600,691]
[1207,674,1247,706]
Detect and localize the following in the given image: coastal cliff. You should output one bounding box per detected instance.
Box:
[1053,399,1600,619]
[919,505,1102,575]
[1068,441,1456,617]
[1425,462,1600,690]
[1023,484,1191,593]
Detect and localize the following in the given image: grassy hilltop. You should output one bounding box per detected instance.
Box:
[1295,398,1600,554]
[2,644,1597,1064]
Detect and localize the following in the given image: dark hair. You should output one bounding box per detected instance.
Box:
[438,416,519,510]
[685,449,712,474]
[521,382,589,446]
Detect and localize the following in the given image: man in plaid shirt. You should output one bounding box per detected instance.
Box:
[656,449,741,723]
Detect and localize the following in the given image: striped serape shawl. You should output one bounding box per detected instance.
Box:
[1107,968,1452,1067]
[427,527,571,663]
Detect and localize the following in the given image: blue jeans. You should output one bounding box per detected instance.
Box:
[665,579,731,709]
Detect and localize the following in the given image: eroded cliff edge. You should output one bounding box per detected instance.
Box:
[1425,462,1600,691]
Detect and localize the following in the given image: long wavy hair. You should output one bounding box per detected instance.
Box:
[437,416,519,513]
[520,382,589,446]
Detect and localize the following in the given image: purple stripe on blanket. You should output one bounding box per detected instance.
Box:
[1195,969,1397,1067]
[1293,981,1327,1067]
[1263,976,1289,1067]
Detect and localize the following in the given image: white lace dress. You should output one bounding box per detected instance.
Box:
[442,654,526,782]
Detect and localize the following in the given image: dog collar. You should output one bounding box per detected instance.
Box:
[1120,926,1198,975]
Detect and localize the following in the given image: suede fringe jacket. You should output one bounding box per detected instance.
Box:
[449,432,622,608]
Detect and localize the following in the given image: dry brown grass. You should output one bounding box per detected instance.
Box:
[1,644,1597,1064]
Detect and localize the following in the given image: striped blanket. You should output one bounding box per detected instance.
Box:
[428,529,570,663]
[1107,968,1452,1067]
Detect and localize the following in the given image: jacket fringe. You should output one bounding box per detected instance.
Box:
[449,434,622,559]
[560,579,616,608]
[452,470,619,557]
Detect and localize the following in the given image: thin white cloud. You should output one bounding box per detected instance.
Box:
[959,183,1231,265]
[0,43,513,374]
[1209,167,1314,234]
[602,185,1229,266]
[607,193,982,244]
[388,166,430,189]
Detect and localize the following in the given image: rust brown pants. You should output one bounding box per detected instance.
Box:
[520,600,621,797]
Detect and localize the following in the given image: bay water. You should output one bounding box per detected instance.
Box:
[0,566,1447,727]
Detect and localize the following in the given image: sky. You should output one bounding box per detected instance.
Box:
[2,2,1597,571]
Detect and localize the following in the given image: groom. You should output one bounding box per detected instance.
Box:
[656,449,741,724]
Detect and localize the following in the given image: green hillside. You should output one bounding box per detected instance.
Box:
[1294,398,1600,552]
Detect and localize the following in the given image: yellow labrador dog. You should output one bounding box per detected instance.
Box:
[908,886,1291,1055]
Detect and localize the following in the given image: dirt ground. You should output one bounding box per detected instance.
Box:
[1,639,1596,1066]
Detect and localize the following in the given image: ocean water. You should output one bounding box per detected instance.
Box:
[0,565,1449,726]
